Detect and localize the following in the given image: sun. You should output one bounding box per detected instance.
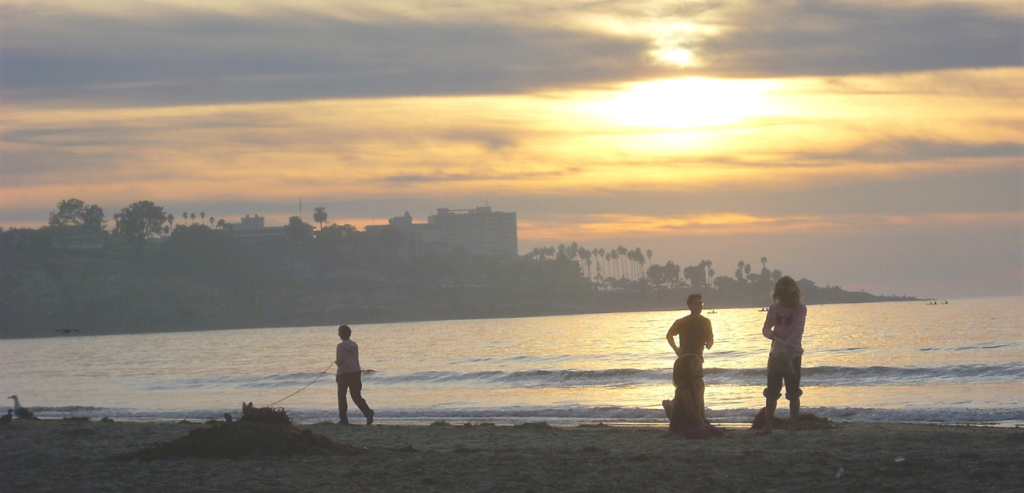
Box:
[584,77,777,129]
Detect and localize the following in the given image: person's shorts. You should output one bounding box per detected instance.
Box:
[764,355,802,400]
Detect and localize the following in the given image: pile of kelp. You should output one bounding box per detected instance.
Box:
[110,404,364,461]
[750,408,834,431]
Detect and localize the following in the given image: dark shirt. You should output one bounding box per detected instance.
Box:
[668,314,713,357]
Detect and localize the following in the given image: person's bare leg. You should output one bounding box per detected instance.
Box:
[788,396,800,433]
[758,398,777,435]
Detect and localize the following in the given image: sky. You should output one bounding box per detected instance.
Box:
[1,0,1021,299]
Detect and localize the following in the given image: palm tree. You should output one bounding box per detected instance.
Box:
[190,213,196,224]
[200,211,205,224]
[313,207,327,230]
[578,248,592,279]
[209,216,215,227]
[182,212,188,225]
[616,246,627,278]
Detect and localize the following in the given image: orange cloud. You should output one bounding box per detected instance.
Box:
[518,212,1024,242]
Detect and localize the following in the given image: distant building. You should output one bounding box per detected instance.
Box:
[236,214,265,231]
[365,206,518,257]
[365,211,444,257]
[225,214,286,243]
[429,206,518,257]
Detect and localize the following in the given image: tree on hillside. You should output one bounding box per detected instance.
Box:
[313,207,327,230]
[647,260,680,288]
[113,201,168,247]
[48,198,107,232]
[683,264,702,288]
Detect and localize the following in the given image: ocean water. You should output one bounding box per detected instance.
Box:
[2,297,1021,426]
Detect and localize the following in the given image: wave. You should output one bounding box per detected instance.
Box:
[146,371,336,391]
[29,404,1024,426]
[368,364,1024,387]
[145,363,1024,391]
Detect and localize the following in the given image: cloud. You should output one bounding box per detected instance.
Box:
[518,211,1024,241]
[800,139,1023,164]
[689,0,1020,77]
[0,4,673,106]
[3,1,1016,108]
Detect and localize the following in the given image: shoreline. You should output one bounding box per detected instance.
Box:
[15,416,1024,429]
[2,419,1021,492]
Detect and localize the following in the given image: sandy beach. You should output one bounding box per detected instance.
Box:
[2,419,1021,492]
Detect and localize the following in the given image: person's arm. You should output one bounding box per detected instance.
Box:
[666,325,680,355]
[335,343,345,368]
[705,319,714,350]
[762,306,776,340]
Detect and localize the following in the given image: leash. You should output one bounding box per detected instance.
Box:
[265,361,336,408]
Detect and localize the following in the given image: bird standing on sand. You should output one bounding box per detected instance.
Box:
[0,409,12,424]
[8,395,36,419]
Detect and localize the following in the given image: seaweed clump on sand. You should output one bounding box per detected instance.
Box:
[109,403,365,461]
[751,408,833,431]
[514,422,554,430]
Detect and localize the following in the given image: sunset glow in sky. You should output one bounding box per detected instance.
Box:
[1,0,1021,298]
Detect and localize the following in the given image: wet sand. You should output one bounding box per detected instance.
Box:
[2,419,1021,492]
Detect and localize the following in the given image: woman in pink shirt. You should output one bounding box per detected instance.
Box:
[758,276,806,434]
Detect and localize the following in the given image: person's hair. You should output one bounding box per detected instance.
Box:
[338,325,352,340]
[686,293,702,307]
[772,276,802,307]
[673,353,703,388]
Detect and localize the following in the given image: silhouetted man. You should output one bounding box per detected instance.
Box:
[666,294,714,359]
[665,294,714,423]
